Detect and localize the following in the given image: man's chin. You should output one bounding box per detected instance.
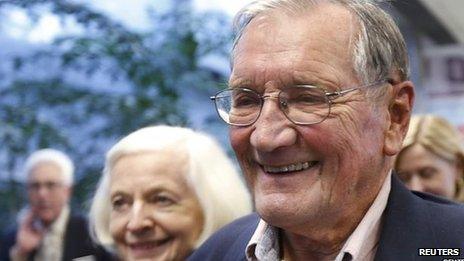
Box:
[36,211,58,225]
[255,197,300,226]
[255,192,324,230]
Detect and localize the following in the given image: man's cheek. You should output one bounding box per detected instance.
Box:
[230,131,250,156]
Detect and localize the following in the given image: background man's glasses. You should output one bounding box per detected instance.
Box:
[27,181,63,192]
[210,81,390,126]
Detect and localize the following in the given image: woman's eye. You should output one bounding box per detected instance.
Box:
[152,194,175,207]
[420,167,437,179]
[111,197,130,211]
[397,171,412,182]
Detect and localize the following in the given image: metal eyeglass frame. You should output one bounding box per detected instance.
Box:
[210,79,393,126]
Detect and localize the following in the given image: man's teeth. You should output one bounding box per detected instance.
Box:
[263,161,316,173]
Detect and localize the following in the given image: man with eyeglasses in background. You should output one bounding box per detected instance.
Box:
[0,149,108,261]
[189,0,464,260]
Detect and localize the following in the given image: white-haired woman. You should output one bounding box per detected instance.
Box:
[89,126,252,260]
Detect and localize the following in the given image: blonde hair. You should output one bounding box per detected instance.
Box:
[396,114,464,202]
[89,125,252,251]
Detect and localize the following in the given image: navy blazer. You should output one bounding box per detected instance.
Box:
[0,213,112,261]
[188,175,464,261]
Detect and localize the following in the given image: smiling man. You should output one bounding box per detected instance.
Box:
[189,0,464,260]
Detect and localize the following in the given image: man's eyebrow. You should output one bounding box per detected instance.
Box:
[293,76,341,89]
[28,179,63,184]
[228,78,253,89]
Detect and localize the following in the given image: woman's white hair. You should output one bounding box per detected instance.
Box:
[232,0,409,85]
[89,125,252,251]
[23,148,74,186]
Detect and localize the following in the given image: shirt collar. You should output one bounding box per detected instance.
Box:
[48,205,70,234]
[334,170,392,261]
[246,220,280,261]
[245,171,392,261]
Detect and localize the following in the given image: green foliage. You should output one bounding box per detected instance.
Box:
[0,0,230,232]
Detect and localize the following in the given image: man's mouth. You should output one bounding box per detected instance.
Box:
[262,161,319,174]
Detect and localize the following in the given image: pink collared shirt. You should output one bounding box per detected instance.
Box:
[246,171,392,261]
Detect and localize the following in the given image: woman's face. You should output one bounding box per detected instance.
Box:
[109,149,204,261]
[396,144,459,199]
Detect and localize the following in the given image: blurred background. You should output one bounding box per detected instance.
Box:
[0,0,463,233]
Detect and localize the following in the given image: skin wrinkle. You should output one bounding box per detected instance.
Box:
[233,3,360,86]
[232,14,352,91]
[230,60,342,93]
[292,59,345,88]
[235,14,351,90]
[327,95,385,198]
[232,8,356,92]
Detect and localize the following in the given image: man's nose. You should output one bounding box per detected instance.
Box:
[36,186,50,197]
[127,202,154,233]
[250,97,297,152]
[409,175,425,192]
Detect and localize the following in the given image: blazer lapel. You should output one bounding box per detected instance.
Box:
[375,174,437,261]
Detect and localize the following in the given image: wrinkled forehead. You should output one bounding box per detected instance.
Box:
[230,3,360,88]
[232,1,360,58]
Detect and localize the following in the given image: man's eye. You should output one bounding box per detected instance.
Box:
[292,94,323,104]
[284,87,327,106]
[232,94,260,107]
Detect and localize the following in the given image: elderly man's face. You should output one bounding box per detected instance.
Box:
[229,4,396,233]
[27,162,71,226]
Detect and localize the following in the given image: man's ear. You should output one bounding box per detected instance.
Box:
[455,159,464,183]
[65,186,73,201]
[384,80,415,156]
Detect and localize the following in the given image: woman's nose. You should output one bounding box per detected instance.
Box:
[127,202,154,233]
[408,174,425,192]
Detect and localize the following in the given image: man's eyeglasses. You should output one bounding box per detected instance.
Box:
[27,181,63,192]
[210,80,391,126]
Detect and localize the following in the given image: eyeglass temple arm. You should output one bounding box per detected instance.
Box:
[325,78,395,100]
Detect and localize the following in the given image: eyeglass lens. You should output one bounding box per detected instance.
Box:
[214,87,330,126]
[28,181,62,192]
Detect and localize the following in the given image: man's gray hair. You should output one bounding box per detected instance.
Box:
[24,148,74,186]
[232,0,410,84]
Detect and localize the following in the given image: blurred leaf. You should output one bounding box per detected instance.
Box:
[0,0,230,232]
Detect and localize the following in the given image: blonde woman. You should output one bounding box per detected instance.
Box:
[395,114,464,202]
